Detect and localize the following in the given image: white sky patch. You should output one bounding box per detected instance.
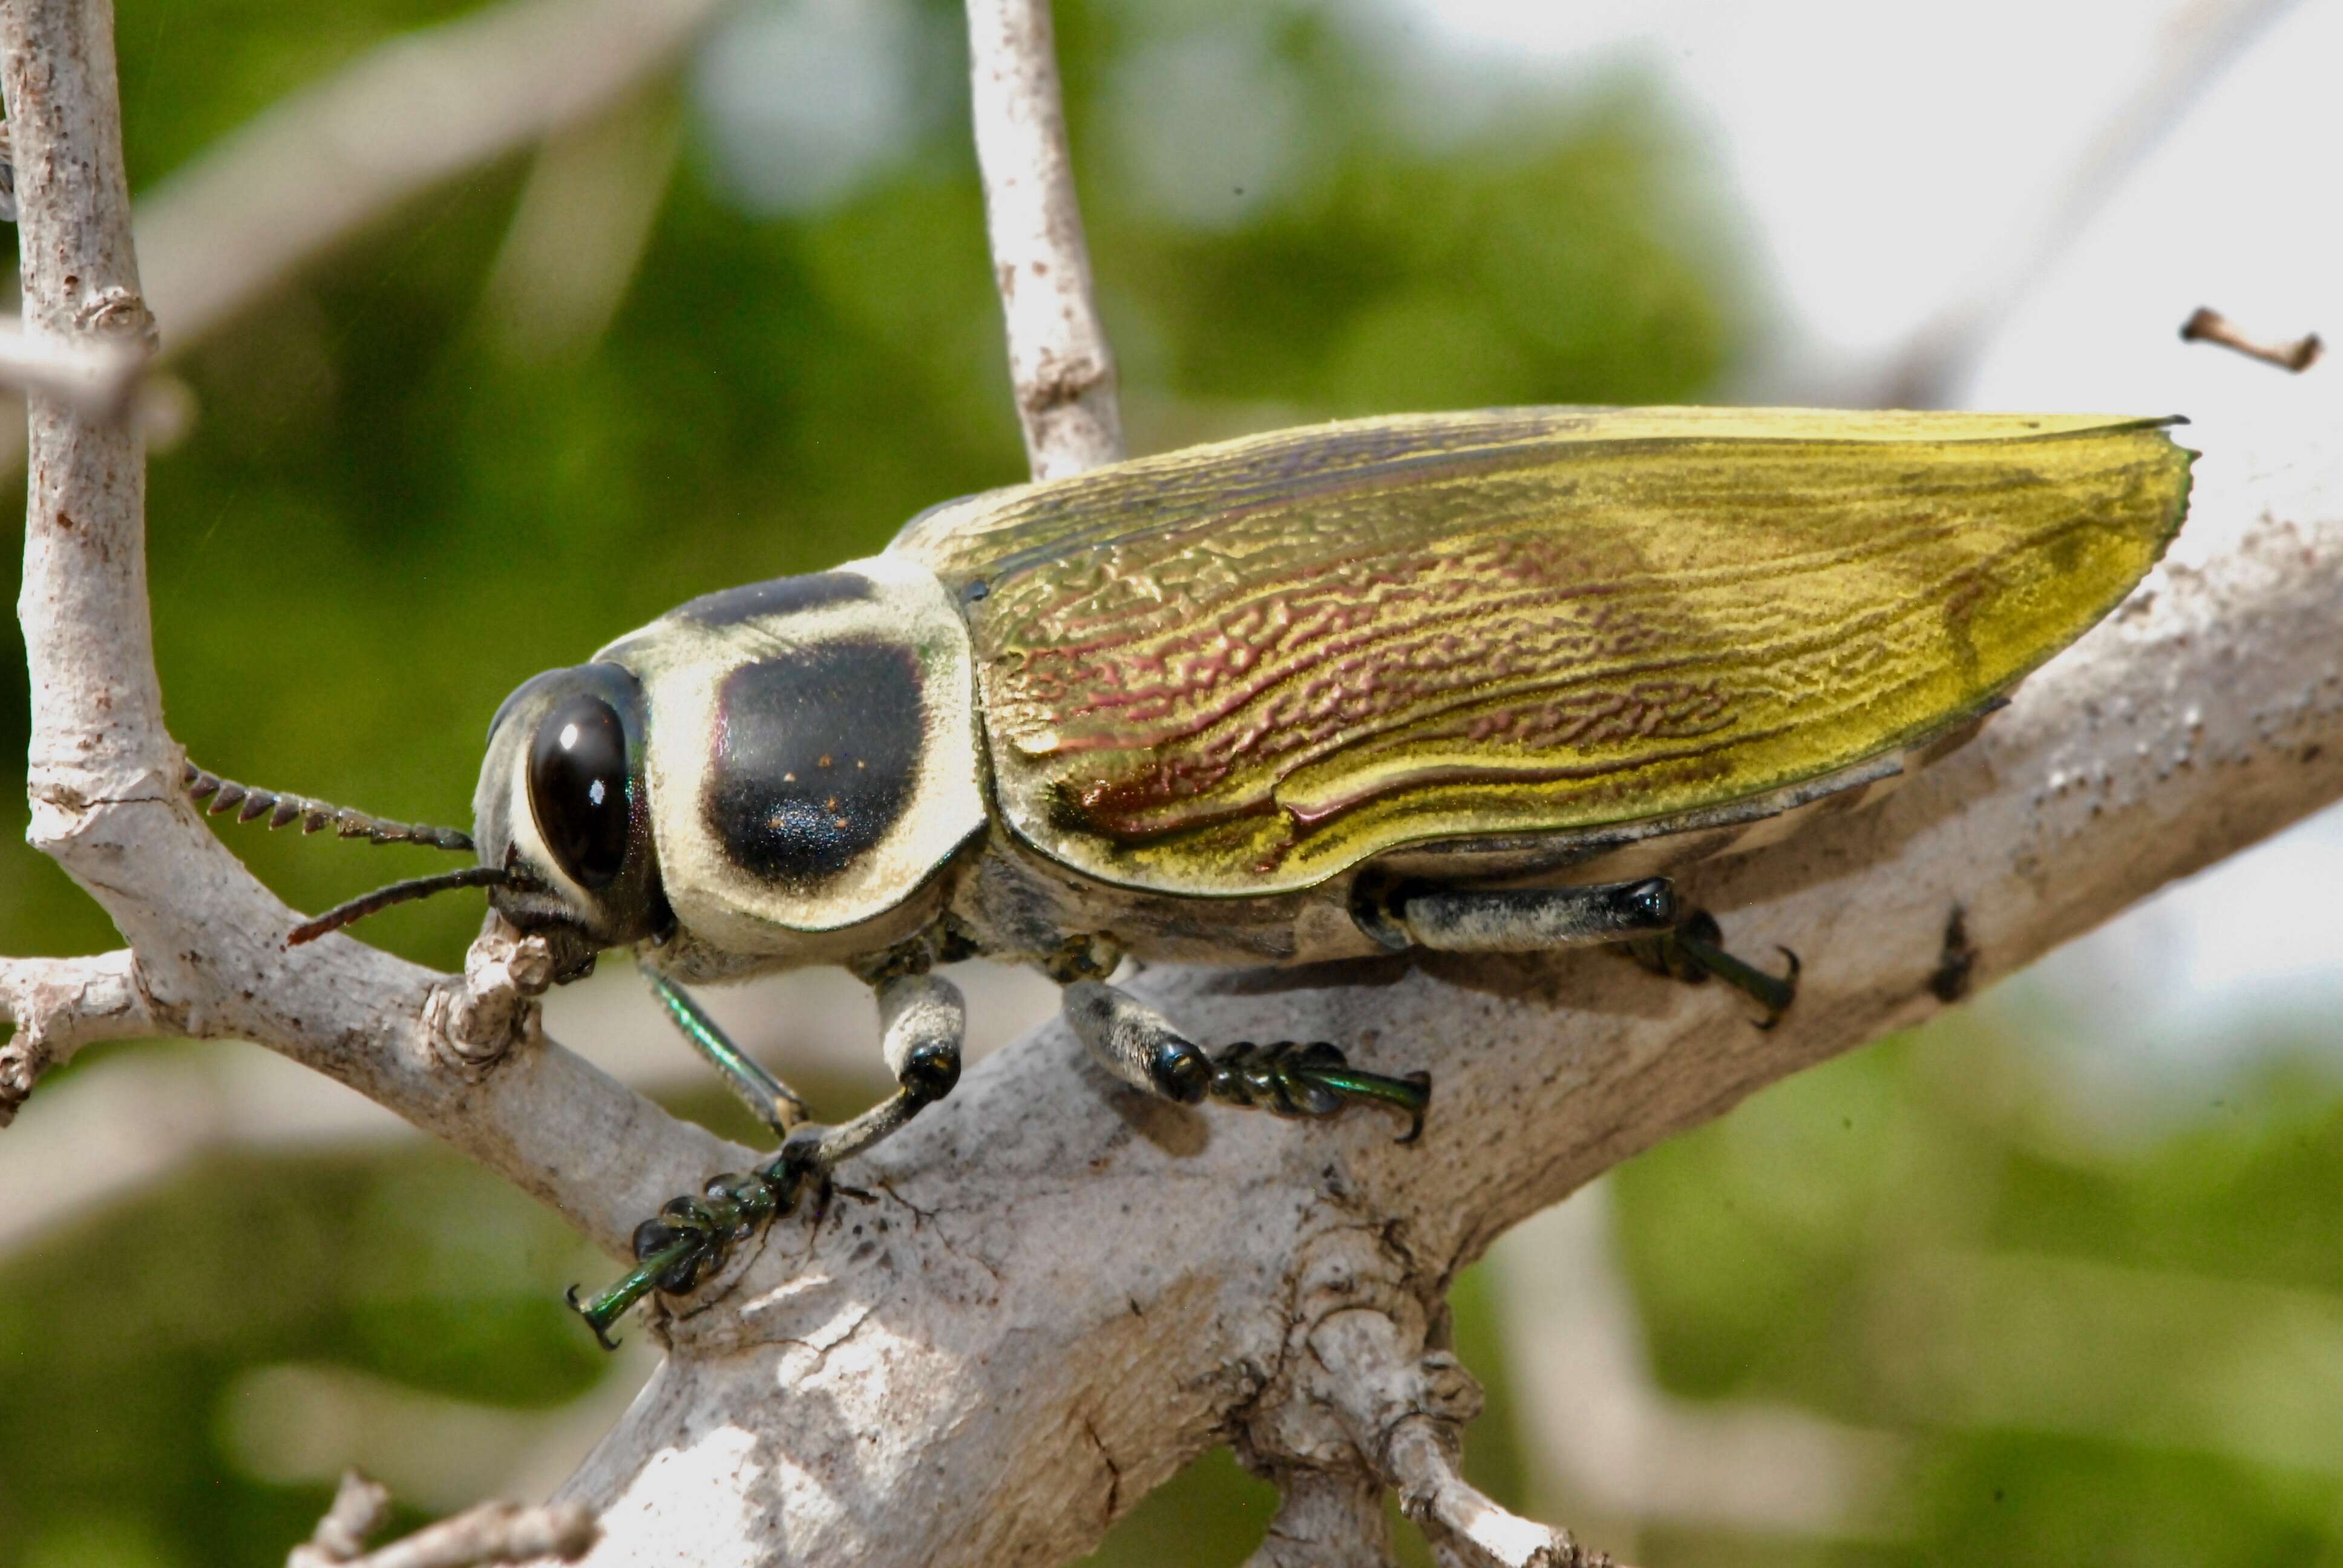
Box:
[692,0,950,215]
[1109,19,1329,230]
[1377,0,2343,1108]
[1367,0,2298,393]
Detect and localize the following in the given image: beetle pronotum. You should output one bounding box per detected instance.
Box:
[200,405,2192,1344]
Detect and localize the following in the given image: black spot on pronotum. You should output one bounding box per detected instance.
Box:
[675,572,873,628]
[1928,903,1977,1003]
[704,643,923,891]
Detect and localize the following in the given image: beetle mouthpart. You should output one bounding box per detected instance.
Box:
[183,760,475,853]
[286,864,519,946]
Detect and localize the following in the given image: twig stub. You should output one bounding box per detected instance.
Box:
[2180,305,2324,372]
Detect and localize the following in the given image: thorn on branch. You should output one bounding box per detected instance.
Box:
[288,1469,597,1568]
[2180,305,2324,373]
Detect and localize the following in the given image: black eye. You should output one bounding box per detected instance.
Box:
[528,696,632,889]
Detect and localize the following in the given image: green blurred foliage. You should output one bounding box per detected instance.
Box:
[0,1132,608,1568]
[1615,1014,2343,1567]
[28,4,2338,1568]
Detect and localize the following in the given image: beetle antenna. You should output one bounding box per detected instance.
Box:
[286,865,515,946]
[183,760,474,853]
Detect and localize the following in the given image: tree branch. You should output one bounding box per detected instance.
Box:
[290,1471,597,1568]
[0,949,148,1123]
[0,0,732,1261]
[1882,0,2298,405]
[133,0,724,353]
[0,310,140,411]
[965,0,1122,477]
[1242,1469,1395,1568]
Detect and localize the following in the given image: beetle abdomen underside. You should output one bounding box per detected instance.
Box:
[896,408,2192,897]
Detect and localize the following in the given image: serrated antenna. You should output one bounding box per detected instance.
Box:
[182,760,474,853]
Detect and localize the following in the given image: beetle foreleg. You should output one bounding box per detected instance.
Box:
[568,972,967,1348]
[1062,981,1430,1142]
[638,957,810,1137]
[1617,907,1801,1027]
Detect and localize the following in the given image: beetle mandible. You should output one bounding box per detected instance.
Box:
[192,404,2194,1344]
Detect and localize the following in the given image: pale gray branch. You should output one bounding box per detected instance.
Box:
[965,0,1122,478]
[134,0,726,353]
[0,0,732,1260]
[1242,1470,1396,1568]
[1884,0,2298,404]
[290,1470,597,1568]
[0,949,148,1123]
[0,310,140,411]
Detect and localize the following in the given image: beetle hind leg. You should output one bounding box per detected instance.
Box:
[1063,981,1430,1142]
[1618,907,1801,1027]
[1377,877,1681,953]
[1363,878,1798,1028]
[570,971,966,1348]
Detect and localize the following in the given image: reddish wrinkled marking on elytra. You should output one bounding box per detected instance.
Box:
[978,523,1705,840]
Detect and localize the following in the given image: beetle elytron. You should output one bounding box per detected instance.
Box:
[193,406,2193,1344]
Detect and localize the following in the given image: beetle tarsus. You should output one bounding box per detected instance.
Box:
[571,969,972,1348]
[567,1167,786,1348]
[1621,907,1801,1027]
[1208,1040,1432,1143]
[1065,981,1430,1140]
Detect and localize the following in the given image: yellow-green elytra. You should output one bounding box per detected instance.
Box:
[339,406,2195,1342]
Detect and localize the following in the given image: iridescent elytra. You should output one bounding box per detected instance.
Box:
[196,405,2194,1343]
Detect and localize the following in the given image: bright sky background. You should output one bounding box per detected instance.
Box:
[1385,0,2343,1122]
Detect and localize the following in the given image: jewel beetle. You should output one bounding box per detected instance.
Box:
[192,405,2194,1344]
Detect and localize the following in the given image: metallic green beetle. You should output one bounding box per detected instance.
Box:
[202,405,2192,1345]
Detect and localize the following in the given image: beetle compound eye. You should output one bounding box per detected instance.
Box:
[529,696,632,889]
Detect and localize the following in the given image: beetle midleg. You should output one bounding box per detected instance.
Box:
[1062,981,1429,1142]
[1390,878,1679,952]
[1615,907,1801,1027]
[768,969,968,1178]
[639,958,810,1138]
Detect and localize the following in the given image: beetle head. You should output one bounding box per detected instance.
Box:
[471,661,673,979]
